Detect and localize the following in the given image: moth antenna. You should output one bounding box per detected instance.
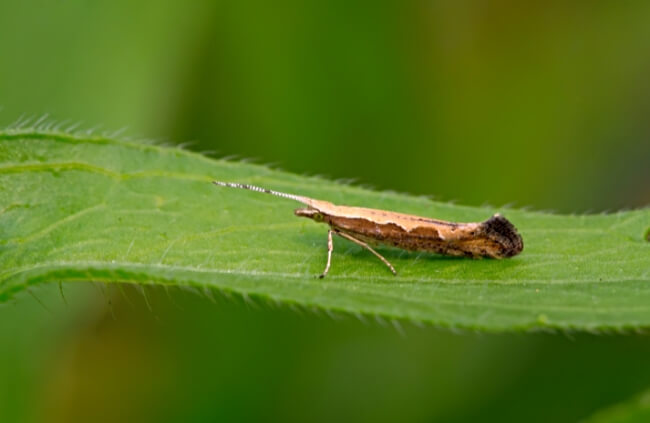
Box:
[212,181,313,205]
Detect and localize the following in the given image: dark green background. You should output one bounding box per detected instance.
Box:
[1,1,649,422]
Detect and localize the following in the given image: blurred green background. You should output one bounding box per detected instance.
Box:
[1,1,649,422]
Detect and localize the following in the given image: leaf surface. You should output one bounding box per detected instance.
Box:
[1,130,649,331]
[583,389,650,423]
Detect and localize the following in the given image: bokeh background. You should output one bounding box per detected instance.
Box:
[1,1,649,422]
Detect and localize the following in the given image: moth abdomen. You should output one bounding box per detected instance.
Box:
[481,214,524,258]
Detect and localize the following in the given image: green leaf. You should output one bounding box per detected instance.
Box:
[582,389,650,423]
[1,129,649,332]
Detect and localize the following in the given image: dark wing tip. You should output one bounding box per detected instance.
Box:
[483,214,524,257]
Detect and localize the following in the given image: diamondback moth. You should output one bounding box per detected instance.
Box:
[213,181,524,278]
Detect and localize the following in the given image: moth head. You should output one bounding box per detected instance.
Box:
[294,207,324,222]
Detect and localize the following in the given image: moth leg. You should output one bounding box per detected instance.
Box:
[334,230,397,276]
[319,229,334,279]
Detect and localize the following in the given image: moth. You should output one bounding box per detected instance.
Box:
[213,181,523,278]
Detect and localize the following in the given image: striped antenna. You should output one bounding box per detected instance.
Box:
[212,181,312,205]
